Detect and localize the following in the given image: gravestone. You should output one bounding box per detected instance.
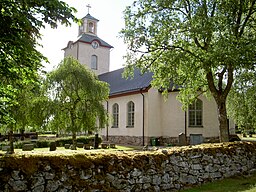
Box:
[64,144,70,149]
[94,134,99,149]
[22,144,34,151]
[49,142,56,151]
[2,146,11,151]
[101,143,109,149]
[84,144,91,150]
[178,133,187,146]
[77,142,84,148]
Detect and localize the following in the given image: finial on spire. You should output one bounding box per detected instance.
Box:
[86,4,91,14]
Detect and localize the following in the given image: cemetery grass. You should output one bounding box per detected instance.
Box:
[181,172,256,192]
[0,145,140,155]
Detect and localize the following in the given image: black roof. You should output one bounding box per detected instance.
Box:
[99,68,153,96]
[63,33,114,50]
[82,13,99,22]
[78,33,113,48]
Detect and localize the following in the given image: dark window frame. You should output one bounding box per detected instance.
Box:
[188,99,203,127]
[91,55,98,70]
[127,101,135,128]
[112,103,119,128]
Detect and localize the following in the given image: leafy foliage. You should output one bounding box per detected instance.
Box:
[46,57,109,148]
[227,71,256,133]
[0,0,77,126]
[120,0,256,142]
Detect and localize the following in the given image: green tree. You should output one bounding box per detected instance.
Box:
[227,71,256,134]
[121,0,256,142]
[22,76,51,131]
[4,75,52,153]
[0,0,77,153]
[0,0,77,125]
[46,57,109,149]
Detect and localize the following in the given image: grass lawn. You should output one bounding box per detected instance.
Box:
[181,172,256,192]
[0,144,141,155]
[241,137,256,142]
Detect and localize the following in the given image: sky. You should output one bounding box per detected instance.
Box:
[38,0,135,72]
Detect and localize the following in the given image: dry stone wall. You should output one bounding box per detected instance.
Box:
[0,142,256,192]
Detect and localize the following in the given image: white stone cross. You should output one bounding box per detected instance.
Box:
[86,4,91,14]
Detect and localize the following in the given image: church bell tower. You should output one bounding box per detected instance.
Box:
[63,5,113,75]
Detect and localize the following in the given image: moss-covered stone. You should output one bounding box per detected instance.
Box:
[0,142,256,191]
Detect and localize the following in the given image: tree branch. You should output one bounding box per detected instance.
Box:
[235,0,243,37]
[185,0,191,19]
[168,45,205,63]
[206,71,218,98]
[194,37,204,50]
[223,64,234,99]
[239,0,256,37]
[210,1,217,17]
[217,66,227,92]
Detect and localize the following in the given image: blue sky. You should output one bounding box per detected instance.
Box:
[39,0,134,72]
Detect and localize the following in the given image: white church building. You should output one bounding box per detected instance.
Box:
[63,11,235,146]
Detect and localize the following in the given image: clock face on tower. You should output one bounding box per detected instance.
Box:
[91,41,99,49]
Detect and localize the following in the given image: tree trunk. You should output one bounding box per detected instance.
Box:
[206,67,233,143]
[216,100,229,142]
[71,131,77,150]
[9,128,14,154]
[70,108,77,150]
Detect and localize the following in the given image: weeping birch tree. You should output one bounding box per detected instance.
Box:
[121,0,256,142]
[47,57,109,149]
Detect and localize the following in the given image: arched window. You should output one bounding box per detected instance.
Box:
[127,101,135,127]
[188,99,203,127]
[88,22,94,33]
[112,103,119,128]
[91,55,97,70]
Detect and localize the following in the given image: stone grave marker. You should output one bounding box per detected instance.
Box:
[22,144,34,151]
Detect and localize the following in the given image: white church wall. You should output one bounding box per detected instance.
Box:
[147,88,163,137]
[99,89,233,145]
[147,90,221,142]
[160,92,220,139]
[160,91,186,138]
[105,93,145,137]
[77,42,110,75]
[186,95,219,138]
[64,43,78,59]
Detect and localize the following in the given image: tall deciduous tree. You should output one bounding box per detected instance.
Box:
[0,0,77,125]
[47,57,109,149]
[6,78,49,153]
[121,0,256,142]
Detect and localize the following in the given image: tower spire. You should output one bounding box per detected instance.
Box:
[86,4,91,14]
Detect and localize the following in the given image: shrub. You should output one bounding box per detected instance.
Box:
[56,136,102,147]
[14,141,24,149]
[0,135,102,149]
[36,140,50,148]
